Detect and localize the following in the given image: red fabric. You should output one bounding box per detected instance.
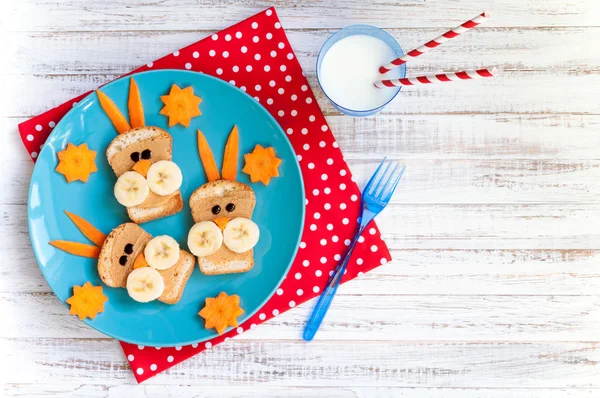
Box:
[18,7,392,383]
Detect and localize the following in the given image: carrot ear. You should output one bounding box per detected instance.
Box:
[197,130,220,181]
[96,89,131,134]
[49,241,101,258]
[221,125,239,181]
[128,78,145,128]
[64,211,106,247]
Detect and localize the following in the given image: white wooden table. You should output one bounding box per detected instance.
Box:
[2,1,600,396]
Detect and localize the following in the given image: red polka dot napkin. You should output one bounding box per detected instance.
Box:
[18,7,392,383]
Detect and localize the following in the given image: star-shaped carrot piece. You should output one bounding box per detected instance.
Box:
[198,292,244,335]
[55,143,98,183]
[242,145,282,185]
[65,282,108,320]
[159,84,202,127]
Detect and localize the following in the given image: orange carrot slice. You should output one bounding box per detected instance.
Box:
[221,125,239,181]
[197,130,220,182]
[64,211,106,247]
[49,240,101,258]
[128,78,145,128]
[96,89,131,134]
[131,159,152,178]
[132,253,149,269]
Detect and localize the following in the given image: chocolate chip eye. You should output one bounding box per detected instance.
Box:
[141,149,152,160]
[119,255,128,266]
[211,205,221,215]
[124,244,134,254]
[226,203,235,212]
[130,152,140,162]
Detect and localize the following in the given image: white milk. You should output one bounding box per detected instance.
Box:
[319,35,401,111]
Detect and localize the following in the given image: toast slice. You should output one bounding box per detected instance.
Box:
[97,223,195,305]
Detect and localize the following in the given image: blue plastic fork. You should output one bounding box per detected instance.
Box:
[303,158,406,341]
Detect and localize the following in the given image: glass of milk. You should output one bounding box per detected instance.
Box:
[316,25,406,117]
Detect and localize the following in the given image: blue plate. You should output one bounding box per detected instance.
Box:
[28,70,305,346]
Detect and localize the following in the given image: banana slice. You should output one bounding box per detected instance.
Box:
[144,235,180,270]
[188,221,223,257]
[146,160,183,196]
[223,217,260,253]
[114,171,150,206]
[126,267,165,303]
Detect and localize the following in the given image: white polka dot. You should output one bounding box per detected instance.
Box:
[184,62,192,69]
[296,289,303,296]
[340,169,347,176]
[191,343,198,348]
[252,22,258,29]
[310,224,317,231]
[193,51,200,58]
[308,162,315,169]
[285,75,292,82]
[295,272,302,280]
[320,257,327,264]
[278,88,285,94]
[266,32,273,40]
[321,174,328,181]
[205,342,212,348]
[325,158,333,166]
[322,125,328,131]
[49,121,56,128]
[167,356,174,363]
[272,309,279,316]
[287,53,294,60]
[340,183,347,190]
[303,143,310,150]
[229,80,236,85]
[276,288,284,296]
[147,62,153,67]
[72,101,78,107]
[314,212,321,219]
[297,154,302,161]
[270,50,277,57]
[280,65,287,72]
[136,368,144,375]
[209,49,216,56]
[276,42,284,49]
[369,228,377,235]
[264,65,271,72]
[320,239,327,246]
[246,65,253,72]
[289,300,296,307]
[236,31,242,39]
[265,80,274,88]
[327,223,333,230]
[253,36,259,43]
[267,98,274,105]
[291,94,298,101]
[300,128,307,135]
[26,134,34,142]
[31,152,38,159]
[266,9,273,16]
[291,110,298,116]
[255,84,262,92]
[301,85,308,91]
[319,141,326,148]
[324,187,331,194]
[127,354,134,361]
[138,345,145,350]
[254,96,260,102]
[175,346,182,351]
[254,53,261,61]
[300,260,309,268]
[225,34,232,41]
[329,270,335,277]
[331,235,339,242]
[381,258,388,264]
[150,364,157,371]
[309,115,316,122]
[237,327,243,334]
[251,324,256,329]
[275,22,281,29]
[278,110,284,117]
[342,218,350,225]
[259,313,266,320]
[211,34,218,41]
[313,286,320,293]
[358,236,365,243]
[286,128,293,135]
[240,86,247,92]
[344,239,351,246]
[334,254,341,261]
[371,245,379,252]
[223,51,229,58]
[351,194,358,202]
[225,337,230,341]
[357,258,364,265]
[306,97,313,104]
[232,65,240,72]
[333,141,339,148]
[173,50,180,56]
[316,270,323,277]
[312,189,320,196]
[300,241,307,248]
[241,46,248,53]
[216,68,223,75]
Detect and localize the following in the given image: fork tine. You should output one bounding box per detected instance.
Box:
[370,159,393,196]
[376,162,399,200]
[382,165,406,202]
[363,157,386,195]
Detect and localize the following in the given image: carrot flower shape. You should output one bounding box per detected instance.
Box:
[55,143,98,183]
[242,145,282,185]
[160,84,202,127]
[199,292,244,335]
[66,282,108,320]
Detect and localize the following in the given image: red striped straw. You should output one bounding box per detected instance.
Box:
[374,67,498,88]
[379,11,491,74]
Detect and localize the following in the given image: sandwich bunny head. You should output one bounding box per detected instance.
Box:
[96,78,184,224]
[187,127,259,275]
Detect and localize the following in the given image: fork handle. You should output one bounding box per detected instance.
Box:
[302,226,363,342]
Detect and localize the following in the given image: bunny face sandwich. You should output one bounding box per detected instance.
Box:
[187,127,259,275]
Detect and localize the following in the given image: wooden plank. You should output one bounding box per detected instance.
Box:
[3,0,600,32]
[4,72,599,118]
[4,384,599,397]
[2,338,599,387]
[5,28,600,75]
[2,292,599,341]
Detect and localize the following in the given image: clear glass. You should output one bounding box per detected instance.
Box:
[316,25,406,117]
